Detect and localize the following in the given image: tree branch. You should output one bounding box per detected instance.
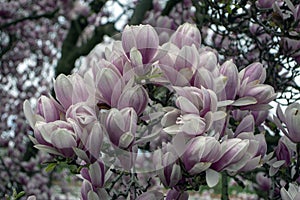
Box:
[55,23,118,76]
[161,0,182,16]
[128,0,153,25]
[0,8,59,30]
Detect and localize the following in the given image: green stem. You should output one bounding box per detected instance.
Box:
[221,171,229,200]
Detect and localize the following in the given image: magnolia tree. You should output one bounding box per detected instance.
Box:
[1,0,300,199]
[23,21,300,200]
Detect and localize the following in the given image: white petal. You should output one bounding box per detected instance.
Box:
[206,169,220,188]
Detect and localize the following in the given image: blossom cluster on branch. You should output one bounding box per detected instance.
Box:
[23,22,300,200]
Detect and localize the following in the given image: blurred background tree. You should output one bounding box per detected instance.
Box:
[1,0,299,199]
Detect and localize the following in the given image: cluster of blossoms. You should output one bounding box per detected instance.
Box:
[23,22,300,199]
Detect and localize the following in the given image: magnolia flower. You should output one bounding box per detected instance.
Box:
[166,189,189,200]
[239,62,266,85]
[155,143,182,188]
[94,65,124,105]
[122,24,159,64]
[174,86,217,117]
[181,136,221,174]
[54,74,89,110]
[80,160,106,188]
[274,103,300,143]
[159,45,199,86]
[33,120,77,157]
[66,102,97,127]
[73,122,104,163]
[220,60,239,100]
[255,172,271,191]
[211,137,261,172]
[170,23,201,48]
[281,183,300,200]
[232,110,269,126]
[117,84,149,116]
[275,136,294,166]
[256,0,276,9]
[81,180,109,200]
[36,95,61,122]
[105,107,137,149]
[234,114,255,137]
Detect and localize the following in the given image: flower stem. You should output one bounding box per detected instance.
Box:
[221,171,229,200]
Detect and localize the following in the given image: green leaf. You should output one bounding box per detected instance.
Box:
[45,163,57,173]
[14,191,25,200]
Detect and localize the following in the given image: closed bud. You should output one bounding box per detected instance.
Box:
[105,108,137,149]
[220,60,239,100]
[170,23,201,48]
[36,95,60,122]
[122,24,159,64]
[117,84,148,115]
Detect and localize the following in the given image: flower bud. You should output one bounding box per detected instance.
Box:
[239,62,266,84]
[36,95,60,122]
[95,67,123,105]
[170,23,201,48]
[122,24,159,64]
[211,138,249,171]
[35,120,77,157]
[181,136,221,174]
[242,84,276,105]
[256,0,275,9]
[158,151,182,187]
[80,160,106,188]
[117,84,148,116]
[54,74,89,109]
[66,103,97,127]
[105,107,137,149]
[220,60,239,100]
[275,137,293,166]
[255,172,271,191]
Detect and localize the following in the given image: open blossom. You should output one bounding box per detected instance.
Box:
[274,103,300,143]
[281,183,300,200]
[174,86,217,117]
[66,102,97,127]
[162,86,220,136]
